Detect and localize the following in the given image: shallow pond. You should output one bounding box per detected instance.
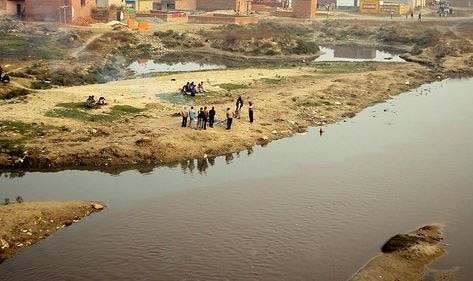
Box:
[128,59,226,75]
[315,46,406,62]
[0,78,472,281]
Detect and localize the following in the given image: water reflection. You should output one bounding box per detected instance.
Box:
[178,155,220,175]
[128,60,226,75]
[315,46,405,62]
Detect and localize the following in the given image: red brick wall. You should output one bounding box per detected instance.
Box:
[293,0,316,18]
[188,13,257,23]
[71,0,95,19]
[175,0,196,10]
[196,0,250,13]
[25,0,94,22]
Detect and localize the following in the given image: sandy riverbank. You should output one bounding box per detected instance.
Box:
[0,61,438,169]
[349,225,451,281]
[0,201,105,262]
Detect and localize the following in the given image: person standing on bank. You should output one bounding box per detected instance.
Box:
[180,106,188,127]
[248,101,255,123]
[203,106,209,130]
[209,106,216,128]
[235,96,243,119]
[226,108,234,130]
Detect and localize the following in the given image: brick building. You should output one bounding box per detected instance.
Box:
[196,0,250,13]
[3,0,96,22]
[293,0,317,17]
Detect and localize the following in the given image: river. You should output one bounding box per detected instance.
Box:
[0,78,472,281]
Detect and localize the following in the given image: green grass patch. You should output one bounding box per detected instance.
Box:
[381,234,425,253]
[9,72,29,78]
[156,92,218,105]
[0,89,33,100]
[45,103,146,122]
[30,81,53,90]
[298,101,321,107]
[0,120,59,153]
[0,34,66,59]
[311,62,377,74]
[260,78,281,85]
[217,83,250,91]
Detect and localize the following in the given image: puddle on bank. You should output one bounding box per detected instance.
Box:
[315,46,406,62]
[128,59,226,75]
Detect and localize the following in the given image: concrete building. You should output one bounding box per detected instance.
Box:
[336,0,358,8]
[293,0,317,17]
[387,0,424,10]
[136,0,153,10]
[359,0,409,14]
[196,0,250,14]
[96,0,126,7]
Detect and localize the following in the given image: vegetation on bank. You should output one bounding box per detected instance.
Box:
[0,88,33,100]
[45,103,146,122]
[0,120,59,157]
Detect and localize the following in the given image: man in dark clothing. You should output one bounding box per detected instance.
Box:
[197,107,204,129]
[226,108,233,130]
[209,106,216,128]
[248,101,255,123]
[235,96,243,119]
[203,106,209,130]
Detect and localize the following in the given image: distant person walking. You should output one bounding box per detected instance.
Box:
[226,108,234,130]
[209,106,216,128]
[248,101,255,123]
[418,13,422,21]
[411,12,414,19]
[390,11,394,19]
[180,106,188,127]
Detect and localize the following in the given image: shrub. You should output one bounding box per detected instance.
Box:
[290,41,319,55]
[1,89,33,100]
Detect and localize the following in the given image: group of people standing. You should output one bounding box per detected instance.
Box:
[180,96,255,130]
[180,106,216,129]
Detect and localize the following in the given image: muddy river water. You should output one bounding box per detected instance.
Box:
[1,78,473,281]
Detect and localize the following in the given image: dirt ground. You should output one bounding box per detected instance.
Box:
[0,11,472,170]
[0,201,105,262]
[348,225,453,281]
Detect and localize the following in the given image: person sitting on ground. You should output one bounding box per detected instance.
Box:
[190,84,197,97]
[97,96,106,106]
[181,82,190,95]
[198,82,208,93]
[1,73,10,84]
[85,95,96,108]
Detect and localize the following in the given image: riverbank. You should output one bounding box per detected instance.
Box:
[0,61,438,169]
[0,201,105,262]
[1,14,472,170]
[349,225,446,281]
